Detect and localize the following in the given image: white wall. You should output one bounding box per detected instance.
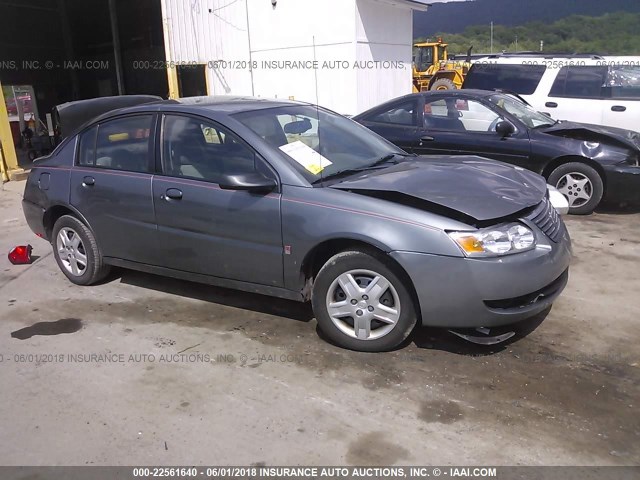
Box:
[355,0,414,113]
[247,0,359,114]
[161,0,431,114]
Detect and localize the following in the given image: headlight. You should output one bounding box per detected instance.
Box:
[448,223,536,258]
[547,184,569,215]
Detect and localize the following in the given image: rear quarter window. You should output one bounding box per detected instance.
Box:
[78,126,97,166]
[464,64,547,95]
[607,66,640,99]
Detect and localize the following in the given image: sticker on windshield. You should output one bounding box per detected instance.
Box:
[279,141,332,175]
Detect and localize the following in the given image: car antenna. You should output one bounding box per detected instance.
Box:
[313,35,323,184]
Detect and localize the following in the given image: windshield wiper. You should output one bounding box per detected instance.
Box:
[312,153,401,185]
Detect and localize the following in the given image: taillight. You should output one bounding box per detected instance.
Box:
[8,245,33,265]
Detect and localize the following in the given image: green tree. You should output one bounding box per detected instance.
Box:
[419,12,640,56]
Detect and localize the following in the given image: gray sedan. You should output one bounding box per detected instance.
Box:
[22,96,571,351]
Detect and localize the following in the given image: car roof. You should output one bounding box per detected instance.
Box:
[470,56,607,65]
[57,95,316,151]
[419,89,495,98]
[353,90,499,119]
[75,95,315,135]
[128,96,308,115]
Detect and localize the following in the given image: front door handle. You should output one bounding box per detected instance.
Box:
[611,105,627,112]
[164,188,183,200]
[545,102,558,108]
[82,176,95,186]
[420,136,435,143]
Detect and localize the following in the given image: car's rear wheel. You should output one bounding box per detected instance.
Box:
[52,215,110,285]
[311,250,417,352]
[548,162,603,215]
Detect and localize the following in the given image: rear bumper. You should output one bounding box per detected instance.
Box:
[390,229,572,328]
[22,199,46,238]
[603,164,640,205]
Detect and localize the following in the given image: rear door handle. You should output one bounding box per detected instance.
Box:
[82,176,95,186]
[420,136,435,143]
[611,105,626,112]
[545,102,558,108]
[164,188,183,200]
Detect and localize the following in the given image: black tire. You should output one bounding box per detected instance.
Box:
[548,162,604,215]
[430,78,457,90]
[311,249,417,352]
[51,215,110,285]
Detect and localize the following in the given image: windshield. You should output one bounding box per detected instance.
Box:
[488,93,556,128]
[413,46,434,72]
[233,105,406,183]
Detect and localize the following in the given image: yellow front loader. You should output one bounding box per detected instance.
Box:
[412,38,471,92]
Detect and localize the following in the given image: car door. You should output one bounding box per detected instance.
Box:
[413,96,532,167]
[356,98,421,152]
[601,65,640,131]
[152,113,284,287]
[544,66,607,125]
[70,114,159,264]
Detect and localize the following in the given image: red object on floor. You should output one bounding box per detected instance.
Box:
[8,245,33,265]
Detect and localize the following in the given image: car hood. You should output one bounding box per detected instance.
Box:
[330,156,547,221]
[542,121,640,152]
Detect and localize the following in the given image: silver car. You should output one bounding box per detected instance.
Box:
[22,96,571,351]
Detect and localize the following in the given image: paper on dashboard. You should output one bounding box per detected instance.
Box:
[279,141,332,175]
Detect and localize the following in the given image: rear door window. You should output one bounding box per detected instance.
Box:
[549,66,608,99]
[366,100,418,126]
[94,115,154,172]
[464,64,547,95]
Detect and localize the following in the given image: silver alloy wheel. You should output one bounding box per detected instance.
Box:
[56,227,88,277]
[325,269,401,341]
[555,173,593,208]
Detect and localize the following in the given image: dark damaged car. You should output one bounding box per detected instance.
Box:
[22,96,571,351]
[354,90,640,214]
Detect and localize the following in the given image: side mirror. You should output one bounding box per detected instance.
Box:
[495,120,515,138]
[219,172,277,193]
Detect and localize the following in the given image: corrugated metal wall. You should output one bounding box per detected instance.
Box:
[161,0,421,113]
[161,0,253,96]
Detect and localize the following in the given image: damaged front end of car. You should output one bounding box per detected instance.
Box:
[328,156,572,343]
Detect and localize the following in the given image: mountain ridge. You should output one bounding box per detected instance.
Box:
[414,0,640,37]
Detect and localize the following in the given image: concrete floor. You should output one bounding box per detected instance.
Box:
[0,179,638,466]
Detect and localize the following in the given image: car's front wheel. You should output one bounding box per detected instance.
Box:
[548,162,604,215]
[312,250,417,352]
[52,215,110,285]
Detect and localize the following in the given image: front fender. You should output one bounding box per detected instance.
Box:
[280,185,465,291]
